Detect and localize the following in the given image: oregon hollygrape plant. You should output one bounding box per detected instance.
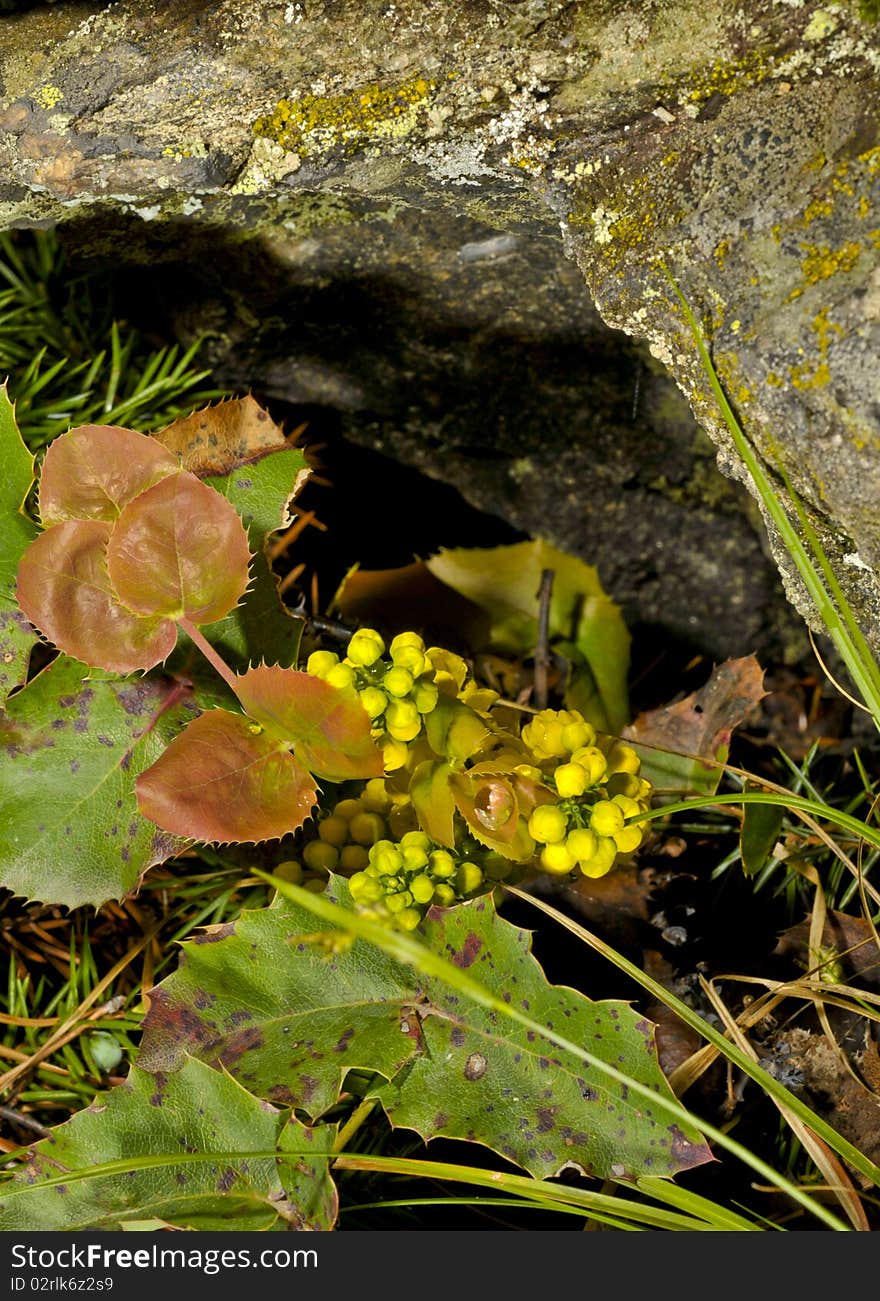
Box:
[13,418,653,927]
[1,402,722,1233]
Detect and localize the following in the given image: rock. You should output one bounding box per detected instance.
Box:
[1,0,878,667]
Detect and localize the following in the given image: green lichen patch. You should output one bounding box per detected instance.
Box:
[253,76,435,160]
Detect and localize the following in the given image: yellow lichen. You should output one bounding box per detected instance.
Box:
[253,76,434,158]
[797,239,862,288]
[33,83,62,110]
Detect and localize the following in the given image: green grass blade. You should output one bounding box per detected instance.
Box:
[508,885,880,1193]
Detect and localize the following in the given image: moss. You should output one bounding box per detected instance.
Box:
[253,76,435,159]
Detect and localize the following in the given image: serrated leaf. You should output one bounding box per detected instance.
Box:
[624,655,766,797]
[410,759,457,847]
[195,444,309,674]
[136,708,318,843]
[154,395,291,476]
[427,540,631,733]
[234,665,384,782]
[206,446,309,541]
[0,383,38,700]
[0,657,189,907]
[139,883,711,1182]
[107,472,251,623]
[0,1058,337,1231]
[38,424,179,525]
[16,520,178,673]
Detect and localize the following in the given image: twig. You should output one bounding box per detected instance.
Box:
[0,1105,51,1140]
[533,568,554,710]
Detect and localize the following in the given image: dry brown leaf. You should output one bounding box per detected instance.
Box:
[154,395,288,476]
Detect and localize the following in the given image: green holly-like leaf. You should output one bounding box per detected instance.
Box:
[136,708,318,843]
[234,665,384,782]
[0,1058,338,1231]
[196,445,309,676]
[108,472,252,624]
[16,520,178,674]
[0,384,38,701]
[427,540,631,733]
[0,656,190,907]
[38,424,180,525]
[138,883,712,1182]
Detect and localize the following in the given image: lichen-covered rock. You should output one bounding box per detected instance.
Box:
[1,0,878,662]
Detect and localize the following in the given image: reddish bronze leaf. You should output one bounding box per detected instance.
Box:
[234,665,384,782]
[16,521,177,673]
[107,472,251,623]
[39,425,179,526]
[136,709,318,843]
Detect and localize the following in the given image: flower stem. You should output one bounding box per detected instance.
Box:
[178,617,240,698]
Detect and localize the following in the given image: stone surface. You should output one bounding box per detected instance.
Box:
[1,0,878,665]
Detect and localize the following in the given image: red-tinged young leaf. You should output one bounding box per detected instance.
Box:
[234,665,384,782]
[38,424,180,526]
[410,759,457,847]
[107,472,251,623]
[136,708,318,843]
[16,521,178,673]
[449,771,535,861]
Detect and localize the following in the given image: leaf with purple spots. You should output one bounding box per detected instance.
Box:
[0,1057,337,1231]
[0,655,192,907]
[139,881,711,1182]
[0,384,39,703]
[138,898,426,1114]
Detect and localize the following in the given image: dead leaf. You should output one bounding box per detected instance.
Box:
[774,911,880,990]
[623,655,766,796]
[334,561,490,651]
[154,396,288,476]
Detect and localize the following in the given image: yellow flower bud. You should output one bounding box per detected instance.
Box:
[349,811,386,845]
[306,649,338,678]
[340,843,370,872]
[359,686,388,720]
[303,840,339,872]
[457,861,484,894]
[325,662,356,691]
[433,883,456,907]
[390,631,426,656]
[578,836,618,878]
[333,798,362,820]
[554,761,588,798]
[274,860,303,884]
[396,907,423,931]
[346,627,385,667]
[527,805,568,844]
[383,666,414,698]
[561,719,595,752]
[613,825,643,854]
[570,746,607,785]
[566,827,598,861]
[318,815,349,846]
[540,842,576,875]
[382,738,409,772]
[606,743,641,775]
[385,698,421,742]
[590,802,625,837]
